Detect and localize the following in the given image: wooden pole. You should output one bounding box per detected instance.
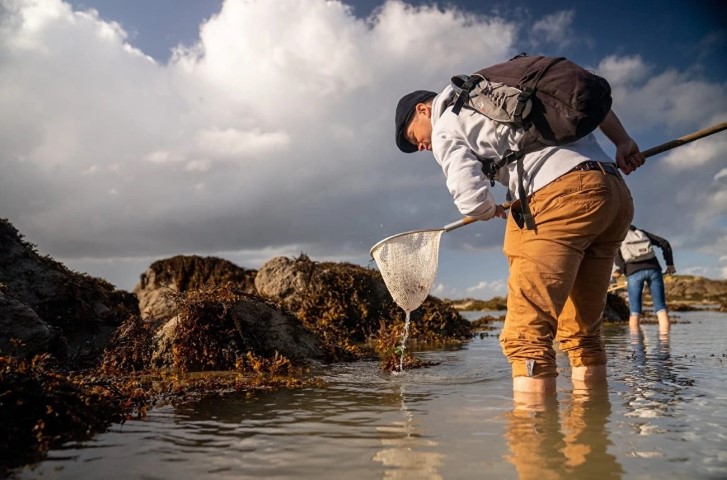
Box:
[641,121,727,158]
[444,121,727,233]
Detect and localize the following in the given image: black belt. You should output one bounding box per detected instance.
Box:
[570,161,620,176]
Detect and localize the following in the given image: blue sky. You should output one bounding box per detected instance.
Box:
[67,0,727,81]
[1,0,726,300]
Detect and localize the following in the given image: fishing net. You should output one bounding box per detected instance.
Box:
[370,229,444,313]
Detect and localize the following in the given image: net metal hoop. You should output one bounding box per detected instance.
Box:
[369,228,443,258]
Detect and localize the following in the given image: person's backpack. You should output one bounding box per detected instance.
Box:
[620,229,656,263]
[449,53,613,229]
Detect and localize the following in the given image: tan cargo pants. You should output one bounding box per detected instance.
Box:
[500,167,633,378]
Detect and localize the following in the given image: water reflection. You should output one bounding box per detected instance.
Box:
[623,327,693,424]
[505,397,564,479]
[504,387,623,479]
[372,384,444,479]
[15,316,727,479]
[165,365,451,479]
[560,387,623,478]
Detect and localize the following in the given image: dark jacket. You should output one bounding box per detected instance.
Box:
[615,225,674,277]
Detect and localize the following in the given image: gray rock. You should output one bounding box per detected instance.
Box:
[254,256,313,304]
[231,295,323,361]
[0,291,62,358]
[134,255,257,323]
[134,267,179,324]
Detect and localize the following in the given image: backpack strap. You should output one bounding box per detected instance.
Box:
[512,89,532,125]
[515,155,536,230]
[525,57,565,88]
[481,139,543,231]
[488,58,565,230]
[455,56,570,230]
[450,74,482,115]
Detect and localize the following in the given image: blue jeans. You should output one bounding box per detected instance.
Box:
[626,268,667,315]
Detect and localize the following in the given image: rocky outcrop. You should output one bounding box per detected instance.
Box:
[0,219,138,365]
[254,254,472,344]
[103,286,324,372]
[147,289,325,369]
[133,255,257,323]
[101,255,323,371]
[663,275,727,310]
[0,290,64,358]
[434,292,630,323]
[449,296,509,311]
[664,275,727,300]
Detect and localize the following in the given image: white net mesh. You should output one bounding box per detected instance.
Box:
[371,230,444,313]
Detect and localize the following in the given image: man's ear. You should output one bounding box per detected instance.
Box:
[415,102,431,117]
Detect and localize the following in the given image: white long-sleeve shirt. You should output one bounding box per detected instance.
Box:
[430,85,615,219]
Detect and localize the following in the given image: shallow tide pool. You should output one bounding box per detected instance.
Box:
[12,311,727,479]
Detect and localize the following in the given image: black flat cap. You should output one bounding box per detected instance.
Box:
[395,90,437,153]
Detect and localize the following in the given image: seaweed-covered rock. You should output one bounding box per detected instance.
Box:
[0,354,148,471]
[449,296,508,311]
[662,275,727,310]
[254,254,471,346]
[0,219,139,365]
[106,285,325,372]
[133,255,257,323]
[664,275,727,301]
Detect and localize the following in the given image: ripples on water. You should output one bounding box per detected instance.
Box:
[12,311,727,479]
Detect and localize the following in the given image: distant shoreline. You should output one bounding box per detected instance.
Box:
[448,275,727,313]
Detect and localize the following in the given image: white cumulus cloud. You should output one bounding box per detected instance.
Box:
[1,0,725,290]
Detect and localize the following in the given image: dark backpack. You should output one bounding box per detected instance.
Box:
[450,54,613,229]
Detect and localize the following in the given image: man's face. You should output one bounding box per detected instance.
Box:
[405,103,433,151]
